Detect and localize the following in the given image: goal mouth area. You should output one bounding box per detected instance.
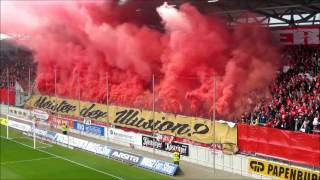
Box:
[3,115,52,149]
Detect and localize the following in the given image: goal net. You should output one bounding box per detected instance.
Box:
[1,114,51,149]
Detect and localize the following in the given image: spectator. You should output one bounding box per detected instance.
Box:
[240,45,319,134]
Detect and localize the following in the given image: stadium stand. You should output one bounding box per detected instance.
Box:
[0,40,36,89]
[1,40,319,133]
[240,45,320,134]
[1,1,320,180]
[0,40,36,105]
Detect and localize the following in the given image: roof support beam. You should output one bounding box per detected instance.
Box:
[253,9,290,24]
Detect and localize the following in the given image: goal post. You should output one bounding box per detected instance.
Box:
[6,114,9,139]
[5,114,36,149]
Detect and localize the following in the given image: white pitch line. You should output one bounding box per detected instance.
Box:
[1,157,57,165]
[11,137,52,149]
[15,136,52,146]
[1,137,125,180]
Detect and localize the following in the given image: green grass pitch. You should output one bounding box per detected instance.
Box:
[0,127,172,180]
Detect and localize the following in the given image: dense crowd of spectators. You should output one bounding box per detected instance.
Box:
[240,45,320,134]
[1,39,319,134]
[0,40,36,90]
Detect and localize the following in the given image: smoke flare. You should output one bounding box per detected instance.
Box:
[1,1,280,120]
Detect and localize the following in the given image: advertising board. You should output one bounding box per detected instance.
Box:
[138,157,158,170]
[141,135,189,156]
[248,158,320,180]
[8,120,31,132]
[85,142,112,157]
[32,109,49,121]
[110,149,142,165]
[49,115,74,127]
[108,128,138,144]
[8,107,31,119]
[73,121,105,136]
[153,160,178,176]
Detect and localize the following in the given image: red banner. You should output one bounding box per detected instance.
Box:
[271,25,320,45]
[238,124,320,167]
[0,88,15,105]
[48,115,74,127]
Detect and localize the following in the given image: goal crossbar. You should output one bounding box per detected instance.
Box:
[6,114,36,149]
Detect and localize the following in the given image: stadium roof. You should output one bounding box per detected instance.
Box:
[196,0,320,26]
[118,0,320,27]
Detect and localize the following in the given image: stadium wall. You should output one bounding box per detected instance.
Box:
[24,95,320,167]
[238,124,320,167]
[1,104,319,179]
[106,131,319,180]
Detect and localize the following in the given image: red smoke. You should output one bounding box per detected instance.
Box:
[1,1,280,120]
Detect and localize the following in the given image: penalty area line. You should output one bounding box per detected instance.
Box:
[1,157,57,165]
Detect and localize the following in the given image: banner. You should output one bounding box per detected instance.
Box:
[109,149,142,165]
[154,133,174,143]
[141,135,189,156]
[8,107,31,119]
[108,105,235,145]
[25,95,108,121]
[248,158,320,180]
[48,115,74,127]
[238,124,320,167]
[73,121,105,136]
[271,25,320,45]
[26,95,237,145]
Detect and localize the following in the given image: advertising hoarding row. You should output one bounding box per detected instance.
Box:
[54,131,178,175]
[4,118,178,176]
[8,107,49,121]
